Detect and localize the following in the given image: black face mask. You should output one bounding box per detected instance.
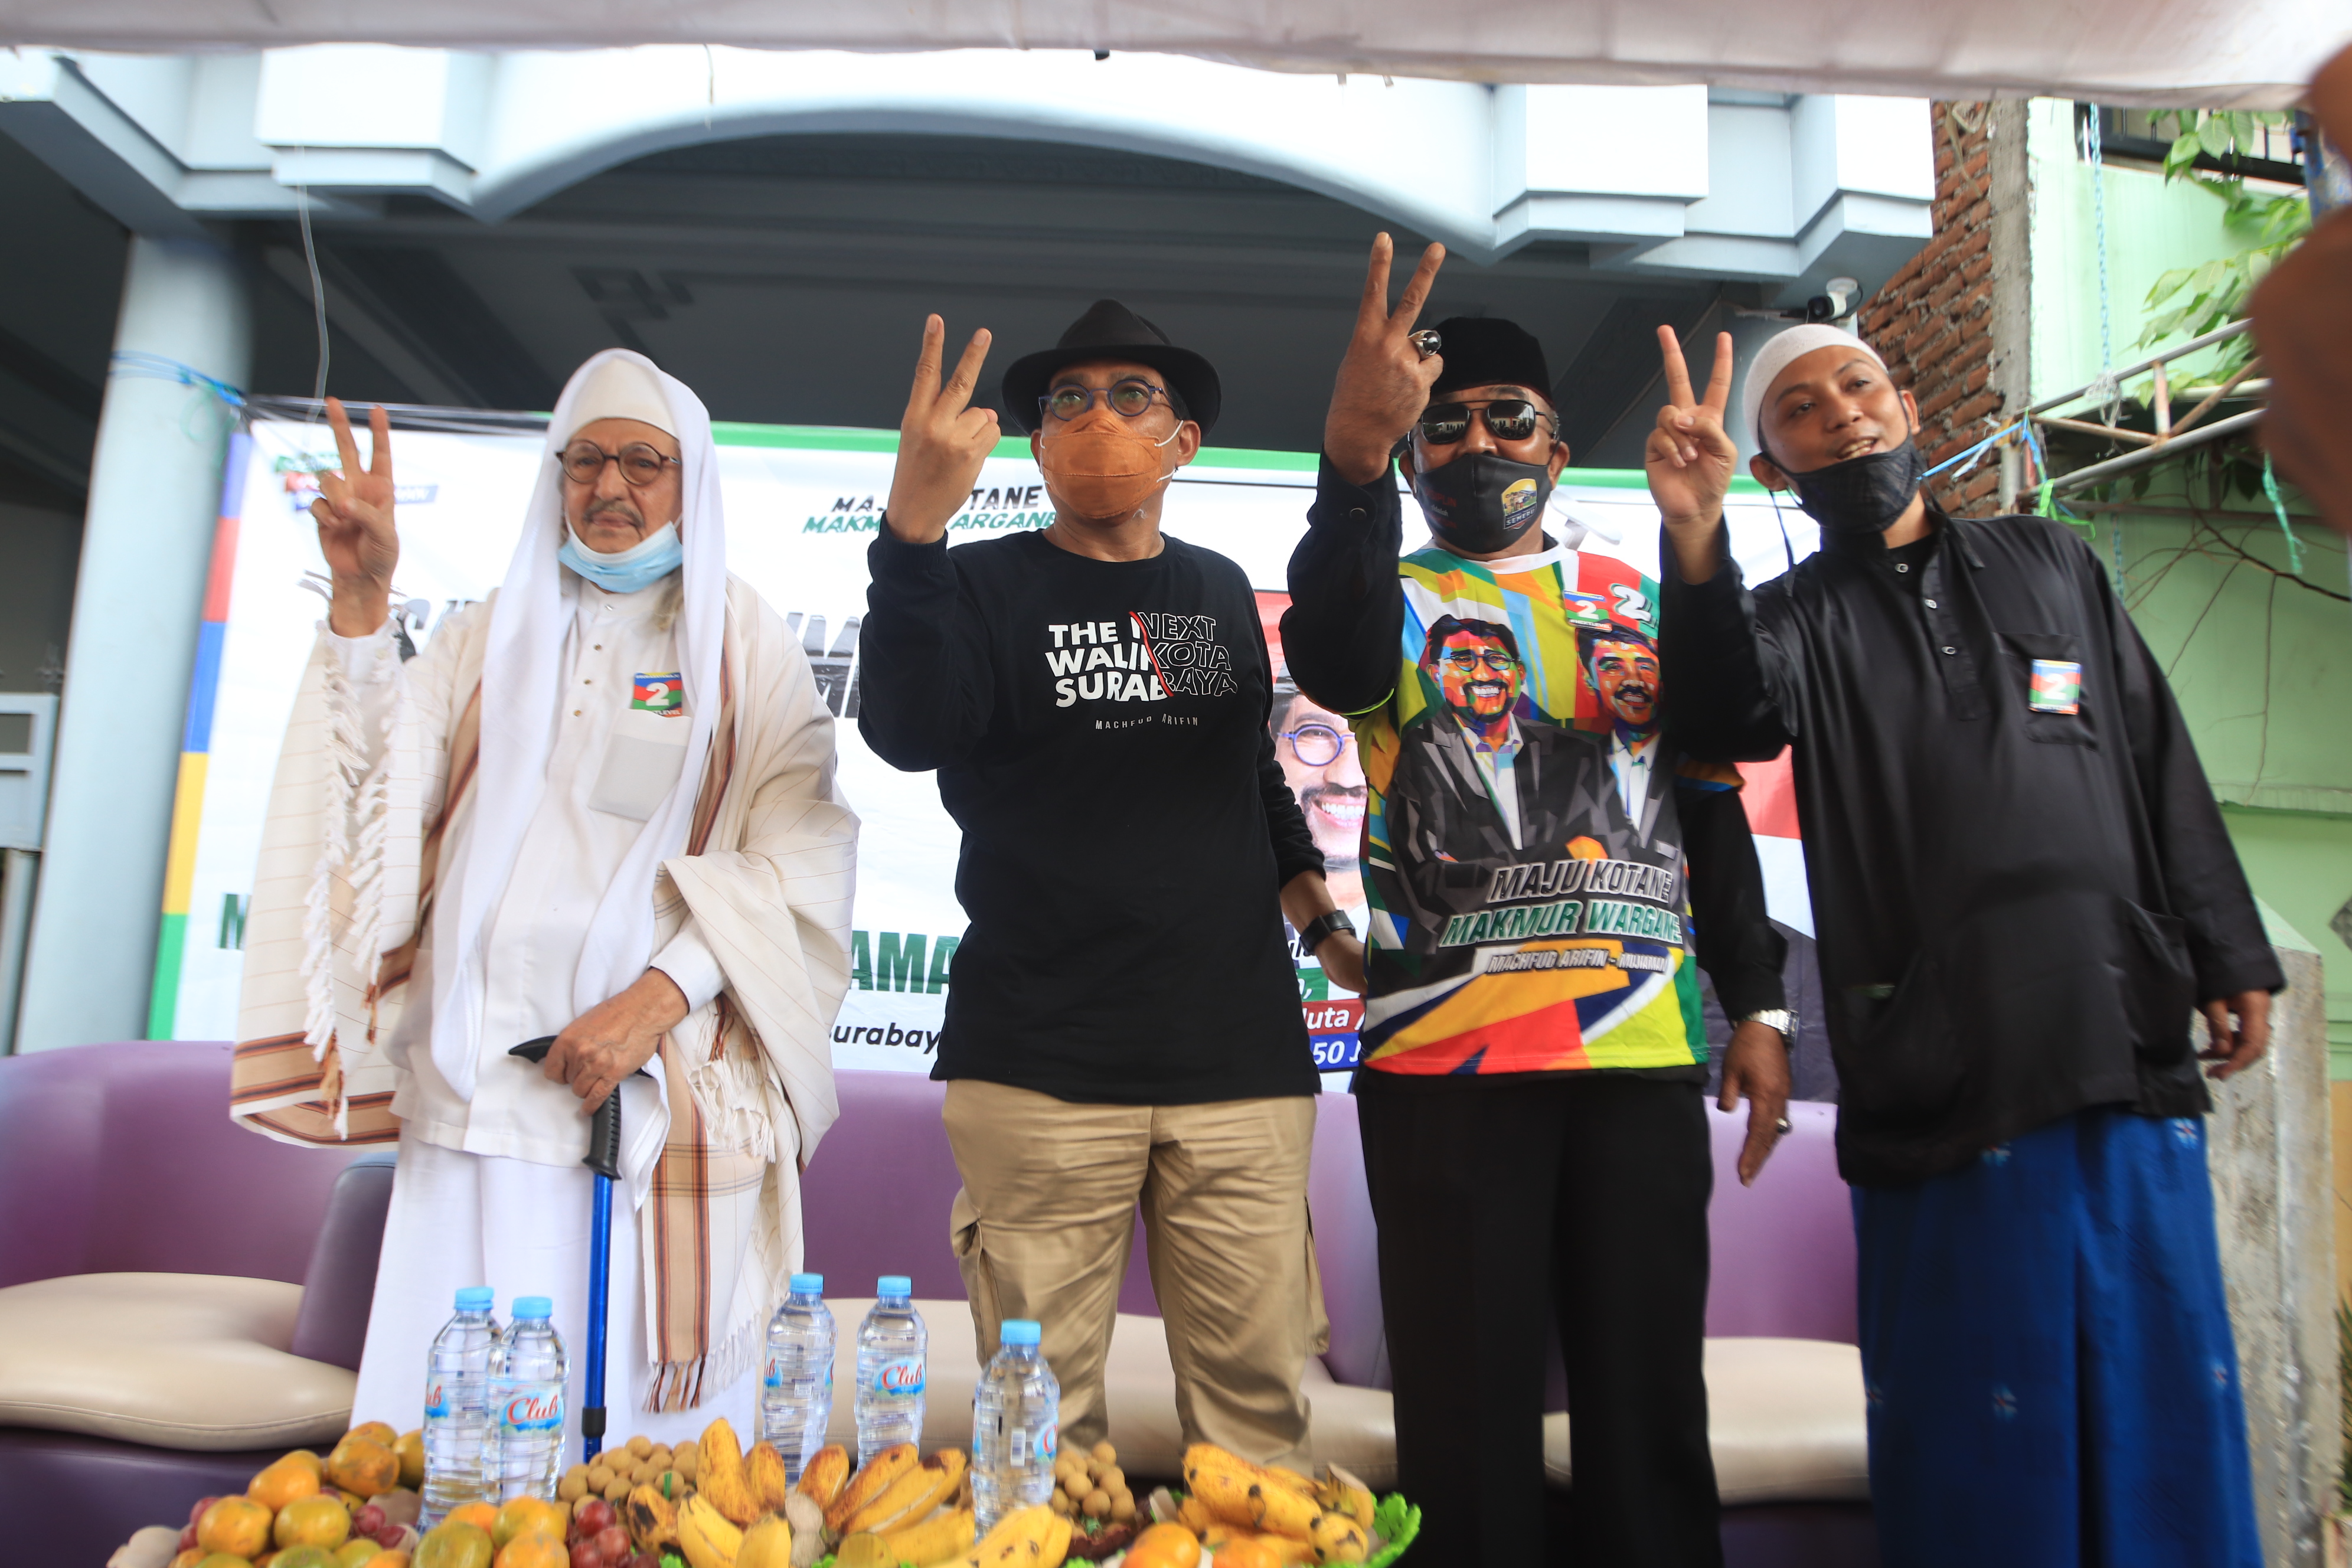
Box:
[1772,429,1928,538]
[1411,452,1554,554]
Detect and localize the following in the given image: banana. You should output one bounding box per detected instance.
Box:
[1309,1511,1371,1564]
[698,1417,762,1527]
[825,1441,918,1533]
[878,1504,977,1566]
[678,1492,747,1568]
[1175,1495,1217,1536]
[1204,1525,1318,1566]
[794,1443,851,1508]
[626,1481,682,1553]
[957,1502,1056,1567]
[1315,1464,1377,1533]
[1040,1510,1072,1568]
[747,1441,793,1515]
[1182,1445,1327,1541]
[844,1448,969,1536]
[734,1514,795,1568]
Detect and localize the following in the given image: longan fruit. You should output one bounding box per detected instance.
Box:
[1091,1440,1116,1464]
[603,1475,633,1502]
[1100,1466,1125,1492]
[557,1472,588,1502]
[628,1435,655,1458]
[1110,1495,1137,1523]
[1084,1489,1112,1517]
[586,1464,613,1491]
[674,1447,700,1476]
[1049,1491,1073,1517]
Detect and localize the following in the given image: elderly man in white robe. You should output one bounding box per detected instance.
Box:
[230,350,857,1450]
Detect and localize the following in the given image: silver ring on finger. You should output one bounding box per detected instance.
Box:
[1410,329,1442,360]
[1774,1117,1793,1136]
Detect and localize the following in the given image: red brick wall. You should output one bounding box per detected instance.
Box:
[1859,102,2003,517]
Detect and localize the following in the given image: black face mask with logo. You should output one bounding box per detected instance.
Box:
[1412,453,1554,556]
[1770,422,1929,538]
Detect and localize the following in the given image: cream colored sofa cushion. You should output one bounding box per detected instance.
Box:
[822,1299,1396,1486]
[0,1272,355,1451]
[1543,1337,1870,1504]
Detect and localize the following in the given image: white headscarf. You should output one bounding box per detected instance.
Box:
[428,348,727,1100]
[1741,324,1889,452]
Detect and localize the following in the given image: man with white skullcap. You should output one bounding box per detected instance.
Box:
[231,355,858,1459]
[1645,325,2276,1566]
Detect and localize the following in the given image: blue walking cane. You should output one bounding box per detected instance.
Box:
[509,1037,648,1462]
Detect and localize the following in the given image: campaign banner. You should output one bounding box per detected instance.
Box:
[160,419,1816,1087]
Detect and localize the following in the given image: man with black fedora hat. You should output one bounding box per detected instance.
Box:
[858,303,1363,1466]
[1283,237,1792,1566]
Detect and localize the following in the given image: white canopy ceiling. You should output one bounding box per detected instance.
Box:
[2,0,2343,109]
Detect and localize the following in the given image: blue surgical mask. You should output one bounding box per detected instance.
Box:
[558,520,682,593]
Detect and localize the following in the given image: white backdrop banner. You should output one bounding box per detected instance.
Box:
[161,419,1816,1084]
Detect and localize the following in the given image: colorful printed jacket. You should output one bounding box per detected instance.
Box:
[1282,459,1785,1077]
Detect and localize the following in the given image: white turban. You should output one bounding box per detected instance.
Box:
[565,355,678,441]
[1742,325,1889,452]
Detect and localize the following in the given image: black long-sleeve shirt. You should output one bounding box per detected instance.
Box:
[860,525,1321,1105]
[1282,459,1786,1083]
[1661,507,2284,1184]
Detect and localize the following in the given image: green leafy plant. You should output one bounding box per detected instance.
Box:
[2134,110,2311,377]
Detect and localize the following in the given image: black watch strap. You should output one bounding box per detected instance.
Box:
[1298,911,1355,953]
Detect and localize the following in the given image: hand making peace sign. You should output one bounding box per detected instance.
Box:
[1323,233,1447,485]
[884,314,1001,545]
[1643,326,1742,583]
[311,397,398,637]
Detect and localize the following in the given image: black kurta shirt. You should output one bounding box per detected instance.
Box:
[1661,507,2282,1185]
[860,526,1322,1106]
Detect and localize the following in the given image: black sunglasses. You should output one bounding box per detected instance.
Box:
[1416,400,1554,446]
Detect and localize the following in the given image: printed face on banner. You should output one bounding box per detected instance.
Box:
[170,424,1818,1084]
[1583,630,1661,737]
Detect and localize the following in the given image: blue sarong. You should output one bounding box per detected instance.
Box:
[1853,1106,2262,1567]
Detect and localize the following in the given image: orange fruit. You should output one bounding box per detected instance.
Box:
[326,1436,401,1497]
[491,1500,567,1553]
[192,1556,250,1568]
[197,1495,275,1559]
[412,1520,495,1568]
[275,1549,342,1568]
[491,1534,566,1568]
[1202,1534,1284,1568]
[283,1450,327,1478]
[253,1456,325,1511]
[445,1501,499,1533]
[347,1422,401,1448]
[337,1543,387,1566]
[1123,1523,1203,1568]
[396,1430,427,1490]
[276,1495,354,1550]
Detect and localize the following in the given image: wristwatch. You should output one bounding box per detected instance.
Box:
[1739,1008,1795,1038]
[1298,911,1356,953]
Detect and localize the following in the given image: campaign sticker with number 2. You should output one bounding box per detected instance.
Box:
[2029,659,2082,715]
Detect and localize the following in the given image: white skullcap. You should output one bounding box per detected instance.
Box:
[1741,325,1888,451]
[564,354,677,440]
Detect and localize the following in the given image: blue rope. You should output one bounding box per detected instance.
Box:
[2260,453,2306,576]
[110,351,247,408]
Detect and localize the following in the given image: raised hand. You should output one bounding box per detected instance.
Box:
[1324,233,1446,485]
[1643,327,1740,583]
[885,315,1000,544]
[310,397,398,636]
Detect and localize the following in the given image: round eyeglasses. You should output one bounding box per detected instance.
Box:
[1041,380,1176,423]
[1281,722,1355,768]
[1440,648,1522,675]
[557,440,681,486]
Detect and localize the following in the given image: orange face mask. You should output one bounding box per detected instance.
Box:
[1038,411,1181,522]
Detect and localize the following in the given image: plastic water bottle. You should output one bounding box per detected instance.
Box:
[854,1277,928,1465]
[489,1296,568,1500]
[760,1273,836,1482]
[972,1319,1059,1536]
[420,1286,502,1527]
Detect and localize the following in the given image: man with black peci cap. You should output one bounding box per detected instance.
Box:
[858,302,1364,1466]
[1283,237,1791,1566]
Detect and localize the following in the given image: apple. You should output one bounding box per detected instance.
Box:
[190,1497,220,1526]
[594,1524,632,1562]
[571,1541,603,1568]
[354,1504,388,1540]
[577,1498,618,1537]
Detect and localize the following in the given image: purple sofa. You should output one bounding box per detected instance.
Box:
[0,1041,391,1567]
[5,1047,1872,1568]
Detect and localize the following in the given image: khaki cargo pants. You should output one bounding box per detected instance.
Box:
[943,1079,1327,1468]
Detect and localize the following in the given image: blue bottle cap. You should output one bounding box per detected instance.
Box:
[512,1296,554,1320]
[999,1319,1041,1347]
[790,1273,824,1295]
[455,1286,494,1311]
[877,1275,912,1298]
